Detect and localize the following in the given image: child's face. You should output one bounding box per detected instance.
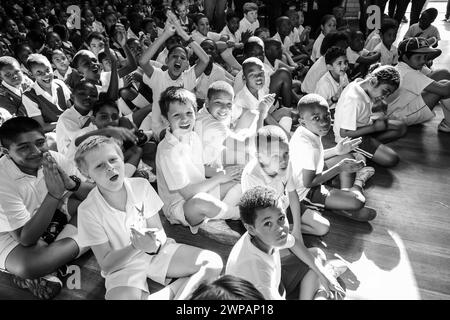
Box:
[52,53,70,71]
[328,55,348,78]
[244,64,265,91]
[206,91,233,122]
[419,12,434,30]
[266,43,282,61]
[0,63,23,87]
[84,9,95,25]
[351,32,365,52]
[257,30,270,41]
[166,47,189,79]
[17,46,32,65]
[201,40,218,61]
[382,28,398,48]
[6,19,19,36]
[128,40,143,60]
[257,140,289,177]
[72,83,98,111]
[77,55,101,81]
[368,81,396,102]
[104,14,117,28]
[166,101,196,138]
[322,17,337,35]
[288,13,299,29]
[176,4,187,18]
[298,11,304,26]
[278,19,292,37]
[196,17,210,36]
[47,33,62,50]
[144,21,158,39]
[5,131,48,172]
[403,52,428,70]
[101,58,112,72]
[93,105,120,128]
[247,205,290,250]
[32,63,54,90]
[245,10,258,23]
[300,104,331,137]
[83,143,125,192]
[227,17,240,34]
[89,38,105,56]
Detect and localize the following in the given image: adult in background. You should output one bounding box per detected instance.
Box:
[204,0,228,31]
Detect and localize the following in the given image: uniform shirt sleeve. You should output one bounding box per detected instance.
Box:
[142,179,164,219]
[158,147,192,191]
[0,183,31,233]
[77,201,109,247]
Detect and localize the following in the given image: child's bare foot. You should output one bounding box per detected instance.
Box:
[333,206,377,222]
[13,273,62,300]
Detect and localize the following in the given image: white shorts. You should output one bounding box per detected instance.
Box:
[388,96,435,126]
[0,232,18,271]
[104,238,180,295]
[166,186,221,234]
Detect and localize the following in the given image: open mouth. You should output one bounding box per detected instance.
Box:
[179,123,191,130]
[42,78,52,84]
[110,174,119,182]
[277,233,287,241]
[174,62,182,70]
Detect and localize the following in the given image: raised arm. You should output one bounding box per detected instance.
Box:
[104,39,119,101]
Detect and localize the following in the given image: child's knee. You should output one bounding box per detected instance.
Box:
[375,147,399,167]
[274,68,292,82]
[315,220,330,236]
[198,249,223,272]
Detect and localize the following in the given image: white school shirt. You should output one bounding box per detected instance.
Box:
[226,232,286,300]
[156,130,206,216]
[2,80,22,97]
[364,29,381,51]
[241,158,289,210]
[0,151,80,234]
[221,25,242,44]
[54,66,74,82]
[77,178,164,277]
[311,32,324,62]
[314,71,349,109]
[238,17,260,34]
[194,106,229,169]
[195,63,232,100]
[272,33,294,57]
[404,23,440,41]
[333,79,373,143]
[386,62,434,123]
[301,55,327,94]
[22,79,72,118]
[233,63,273,95]
[142,66,197,138]
[346,47,370,66]
[289,27,301,44]
[191,30,223,45]
[286,126,324,201]
[373,42,398,66]
[56,106,93,155]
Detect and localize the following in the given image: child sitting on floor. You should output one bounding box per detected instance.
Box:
[242,125,330,236]
[156,86,243,245]
[404,8,440,48]
[226,186,347,300]
[373,19,399,66]
[311,15,336,62]
[315,47,349,113]
[288,94,377,222]
[334,66,406,167]
[75,135,223,300]
[239,2,260,35]
[346,30,381,80]
[0,117,91,300]
[51,49,83,90]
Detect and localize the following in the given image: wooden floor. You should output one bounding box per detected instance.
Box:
[1,3,449,300]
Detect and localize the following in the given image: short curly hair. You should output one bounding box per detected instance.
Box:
[239,186,281,226]
[370,65,400,89]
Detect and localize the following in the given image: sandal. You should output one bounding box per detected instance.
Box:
[12,273,62,300]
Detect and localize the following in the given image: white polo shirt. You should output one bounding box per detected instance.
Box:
[54,66,74,82]
[373,42,398,66]
[311,32,324,62]
[404,23,440,41]
[221,25,242,44]
[272,33,294,57]
[56,106,93,155]
[301,56,327,94]
[333,80,373,143]
[194,106,229,168]
[238,17,260,34]
[289,28,301,44]
[286,126,324,201]
[233,63,273,95]
[22,79,72,118]
[156,130,205,217]
[346,47,370,67]
[142,66,197,138]
[195,63,232,100]
[315,71,349,109]
[386,62,434,125]
[191,30,223,45]
[364,29,381,51]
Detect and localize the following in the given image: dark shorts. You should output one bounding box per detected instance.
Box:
[356,136,381,158]
[302,185,332,210]
[280,253,310,300]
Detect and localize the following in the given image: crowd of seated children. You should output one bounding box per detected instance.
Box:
[1,0,449,301]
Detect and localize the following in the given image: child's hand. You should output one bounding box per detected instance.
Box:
[130,227,160,254]
[335,137,362,155]
[338,158,365,173]
[373,118,387,132]
[222,166,243,182]
[42,152,67,199]
[163,19,177,38]
[123,74,133,87]
[241,30,253,44]
[372,99,388,114]
[115,23,128,48]
[104,37,117,65]
[258,94,276,114]
[225,165,244,182]
[226,39,235,48]
[318,268,346,300]
[107,127,139,144]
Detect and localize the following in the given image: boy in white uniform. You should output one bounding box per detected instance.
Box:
[404,8,440,47]
[156,87,243,245]
[238,2,260,35]
[226,186,346,300]
[0,117,91,299]
[373,19,399,66]
[75,135,223,300]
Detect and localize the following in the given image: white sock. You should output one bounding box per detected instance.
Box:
[279,116,292,132]
[131,94,150,108]
[55,224,89,259]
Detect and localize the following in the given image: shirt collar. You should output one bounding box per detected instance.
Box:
[163,129,195,147]
[353,79,371,104]
[2,153,44,181]
[1,80,22,97]
[249,158,273,185]
[298,125,322,144]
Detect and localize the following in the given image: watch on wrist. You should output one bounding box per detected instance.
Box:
[146,242,162,256]
[67,175,81,192]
